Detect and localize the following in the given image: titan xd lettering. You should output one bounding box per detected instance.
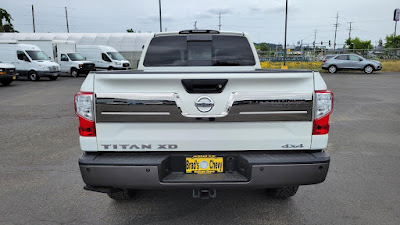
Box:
[101,144,178,150]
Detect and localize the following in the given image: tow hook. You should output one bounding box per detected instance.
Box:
[193,189,217,199]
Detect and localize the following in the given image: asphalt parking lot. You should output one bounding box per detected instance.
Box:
[1,72,400,225]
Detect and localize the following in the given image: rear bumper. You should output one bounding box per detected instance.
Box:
[79,151,330,189]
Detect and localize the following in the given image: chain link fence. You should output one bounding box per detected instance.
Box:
[258,48,400,62]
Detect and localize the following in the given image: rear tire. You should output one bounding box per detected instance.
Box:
[28,71,40,81]
[328,65,337,74]
[107,189,135,200]
[266,186,299,198]
[0,79,13,86]
[48,76,58,81]
[364,65,374,74]
[71,68,79,77]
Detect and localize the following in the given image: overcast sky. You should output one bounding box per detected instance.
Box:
[2,0,399,47]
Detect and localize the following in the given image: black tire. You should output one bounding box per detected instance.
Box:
[28,71,40,81]
[107,67,114,70]
[364,65,374,74]
[107,189,135,200]
[48,76,58,81]
[1,79,13,86]
[266,186,299,198]
[71,68,79,77]
[328,65,337,74]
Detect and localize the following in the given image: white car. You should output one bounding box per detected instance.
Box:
[75,30,333,200]
[0,42,60,81]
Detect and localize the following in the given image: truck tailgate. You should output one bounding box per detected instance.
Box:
[93,72,315,151]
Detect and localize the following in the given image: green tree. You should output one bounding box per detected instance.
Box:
[0,8,18,32]
[259,42,269,51]
[126,28,135,33]
[384,35,400,48]
[345,37,373,49]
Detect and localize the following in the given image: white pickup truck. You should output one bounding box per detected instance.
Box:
[74,30,333,200]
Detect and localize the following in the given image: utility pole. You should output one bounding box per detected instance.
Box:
[194,21,197,30]
[158,0,162,32]
[333,12,339,50]
[31,5,36,33]
[348,22,353,39]
[65,7,70,33]
[283,0,288,67]
[313,30,317,54]
[218,12,221,31]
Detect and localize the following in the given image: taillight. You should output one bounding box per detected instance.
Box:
[322,60,327,62]
[74,92,96,136]
[313,90,333,135]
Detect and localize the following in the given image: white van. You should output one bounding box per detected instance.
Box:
[19,40,95,77]
[0,41,60,81]
[76,45,130,70]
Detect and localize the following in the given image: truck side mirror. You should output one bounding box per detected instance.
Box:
[23,56,30,62]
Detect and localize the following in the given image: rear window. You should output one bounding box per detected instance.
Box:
[143,35,256,67]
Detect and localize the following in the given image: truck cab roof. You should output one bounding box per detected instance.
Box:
[155,30,246,37]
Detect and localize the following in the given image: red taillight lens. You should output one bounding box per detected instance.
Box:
[322,59,327,62]
[74,92,96,137]
[78,117,96,136]
[313,114,330,135]
[313,90,333,135]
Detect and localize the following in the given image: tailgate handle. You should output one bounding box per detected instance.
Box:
[181,79,228,94]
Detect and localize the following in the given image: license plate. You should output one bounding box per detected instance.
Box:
[186,155,223,174]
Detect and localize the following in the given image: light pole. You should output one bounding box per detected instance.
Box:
[283,0,288,67]
[158,0,162,32]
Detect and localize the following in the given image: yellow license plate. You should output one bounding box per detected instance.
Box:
[186,155,223,174]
